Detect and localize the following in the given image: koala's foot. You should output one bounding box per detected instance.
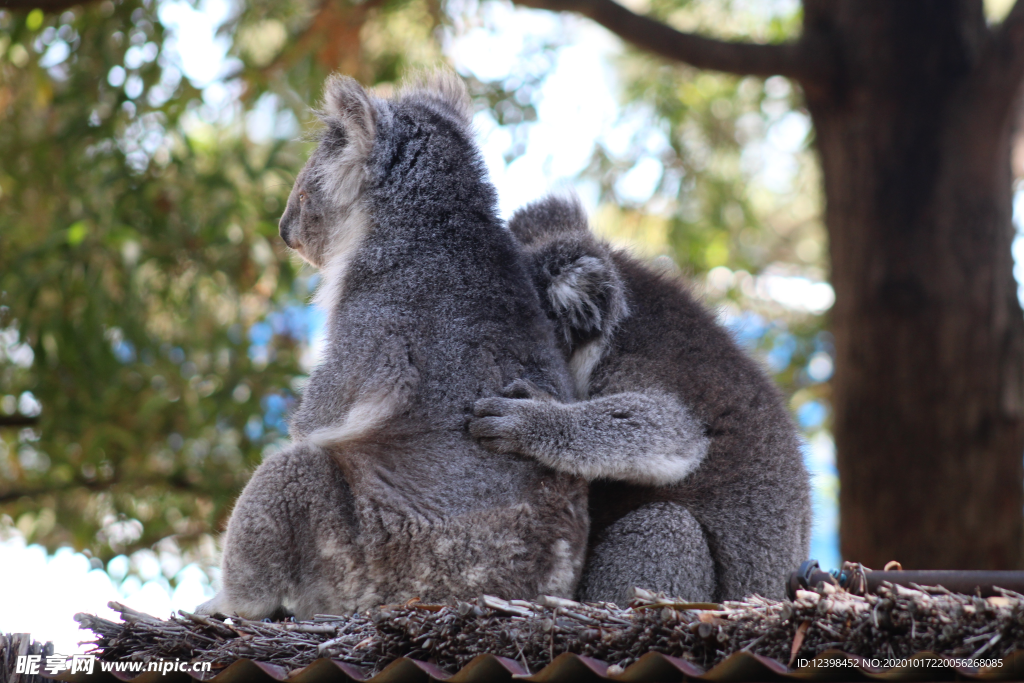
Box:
[194,591,290,620]
[194,593,227,616]
[578,502,716,606]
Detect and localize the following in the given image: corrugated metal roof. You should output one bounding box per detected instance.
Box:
[47,649,1024,683]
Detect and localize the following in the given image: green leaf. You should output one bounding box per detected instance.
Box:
[25,9,44,32]
[66,221,88,246]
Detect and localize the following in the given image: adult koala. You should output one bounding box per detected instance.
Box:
[470,194,811,604]
[198,76,588,620]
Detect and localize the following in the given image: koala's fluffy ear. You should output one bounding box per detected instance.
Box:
[544,248,629,345]
[322,74,377,155]
[509,193,590,247]
[400,69,473,126]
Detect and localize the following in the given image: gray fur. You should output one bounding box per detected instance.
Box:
[200,75,588,620]
[470,194,811,604]
[580,503,715,603]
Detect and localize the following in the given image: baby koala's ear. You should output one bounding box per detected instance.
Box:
[522,235,629,354]
[509,193,590,247]
[322,74,377,155]
[545,251,626,342]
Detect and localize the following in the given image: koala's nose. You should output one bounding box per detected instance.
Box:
[280,226,299,249]
[279,202,300,249]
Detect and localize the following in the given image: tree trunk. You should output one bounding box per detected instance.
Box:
[804,0,1024,569]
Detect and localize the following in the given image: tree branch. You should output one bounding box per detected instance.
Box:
[0,480,91,504]
[0,0,89,11]
[0,475,203,504]
[0,414,39,428]
[510,0,827,84]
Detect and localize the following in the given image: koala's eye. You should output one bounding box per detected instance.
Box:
[298,191,307,202]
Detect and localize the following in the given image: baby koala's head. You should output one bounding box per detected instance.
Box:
[509,194,629,359]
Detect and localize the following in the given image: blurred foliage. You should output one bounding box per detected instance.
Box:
[0,0,447,561]
[0,0,834,568]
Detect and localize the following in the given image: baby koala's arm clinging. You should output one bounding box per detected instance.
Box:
[496,194,707,485]
[470,380,709,486]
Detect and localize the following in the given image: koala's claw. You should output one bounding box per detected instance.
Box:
[473,396,515,418]
[469,420,518,453]
[471,394,546,455]
[469,413,519,437]
[476,436,519,454]
[502,378,554,400]
[469,406,526,454]
[469,415,502,437]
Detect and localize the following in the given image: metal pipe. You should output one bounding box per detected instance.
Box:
[787,560,1024,599]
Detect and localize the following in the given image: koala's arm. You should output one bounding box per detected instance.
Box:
[471,383,709,486]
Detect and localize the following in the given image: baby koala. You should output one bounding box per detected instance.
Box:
[198,76,588,620]
[470,194,811,604]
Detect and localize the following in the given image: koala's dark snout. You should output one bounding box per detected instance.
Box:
[279,197,300,249]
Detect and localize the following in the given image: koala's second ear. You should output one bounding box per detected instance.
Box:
[322,74,377,151]
[401,70,473,126]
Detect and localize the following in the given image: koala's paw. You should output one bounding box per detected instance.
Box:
[469,396,533,454]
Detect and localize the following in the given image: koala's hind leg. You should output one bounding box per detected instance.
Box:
[197,442,365,620]
[577,502,715,606]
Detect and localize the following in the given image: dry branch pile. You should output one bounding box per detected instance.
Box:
[1,633,54,683]
[76,583,1024,676]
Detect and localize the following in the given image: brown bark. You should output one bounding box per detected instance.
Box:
[511,0,1024,569]
[805,0,1024,569]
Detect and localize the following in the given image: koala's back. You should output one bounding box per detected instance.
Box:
[206,76,589,620]
[302,230,588,608]
[292,103,577,509]
[588,254,811,599]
